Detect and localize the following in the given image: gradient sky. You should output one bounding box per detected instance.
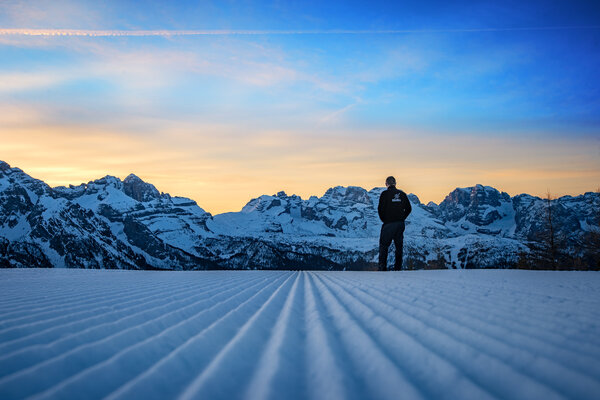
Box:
[1,0,599,214]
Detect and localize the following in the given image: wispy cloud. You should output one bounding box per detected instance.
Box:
[319,103,359,125]
[0,37,352,104]
[1,26,599,37]
[0,71,70,93]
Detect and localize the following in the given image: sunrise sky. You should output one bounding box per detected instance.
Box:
[1,0,599,214]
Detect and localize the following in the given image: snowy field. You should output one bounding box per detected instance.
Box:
[0,269,599,400]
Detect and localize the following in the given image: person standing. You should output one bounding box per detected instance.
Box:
[378,176,412,271]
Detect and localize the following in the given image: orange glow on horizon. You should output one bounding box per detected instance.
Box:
[2,122,599,214]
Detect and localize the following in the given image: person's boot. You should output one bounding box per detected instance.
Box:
[379,265,387,271]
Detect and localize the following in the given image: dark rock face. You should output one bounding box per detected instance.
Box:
[121,216,211,269]
[1,160,598,270]
[512,193,589,244]
[0,238,52,268]
[0,186,35,226]
[437,185,511,225]
[122,174,161,202]
[202,237,373,271]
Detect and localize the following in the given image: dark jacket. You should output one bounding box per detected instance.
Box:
[378,186,411,223]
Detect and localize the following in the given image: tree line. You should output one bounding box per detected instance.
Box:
[517,189,600,271]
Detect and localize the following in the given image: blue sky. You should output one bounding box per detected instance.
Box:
[1,0,599,213]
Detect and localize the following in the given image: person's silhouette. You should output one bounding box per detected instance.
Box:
[377,176,411,271]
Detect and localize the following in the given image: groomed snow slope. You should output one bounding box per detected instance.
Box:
[0,269,599,400]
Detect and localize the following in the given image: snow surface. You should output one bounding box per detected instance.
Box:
[1,269,599,400]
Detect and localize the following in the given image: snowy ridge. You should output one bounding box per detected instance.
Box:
[0,269,599,399]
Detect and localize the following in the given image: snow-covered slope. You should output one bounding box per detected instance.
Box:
[55,174,214,258]
[0,162,216,269]
[0,160,598,270]
[0,269,599,399]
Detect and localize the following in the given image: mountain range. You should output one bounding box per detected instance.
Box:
[1,160,598,270]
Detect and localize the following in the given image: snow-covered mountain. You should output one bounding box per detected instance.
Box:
[0,160,597,269]
[0,161,216,269]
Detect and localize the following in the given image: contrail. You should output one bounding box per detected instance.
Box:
[0,26,599,37]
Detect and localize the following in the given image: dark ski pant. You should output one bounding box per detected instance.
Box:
[379,220,405,271]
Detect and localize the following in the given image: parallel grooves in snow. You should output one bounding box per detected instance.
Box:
[0,274,259,378]
[319,273,560,399]
[328,272,600,394]
[0,278,216,352]
[0,269,599,400]
[316,272,496,400]
[243,272,305,400]
[103,273,291,400]
[4,275,271,399]
[179,272,299,399]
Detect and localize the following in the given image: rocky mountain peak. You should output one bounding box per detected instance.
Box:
[0,163,51,198]
[91,175,122,188]
[441,185,509,208]
[407,194,421,204]
[437,185,512,225]
[323,186,372,205]
[122,173,160,202]
[242,195,279,213]
[123,173,142,183]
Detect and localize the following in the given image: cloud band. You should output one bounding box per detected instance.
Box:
[1,26,599,37]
